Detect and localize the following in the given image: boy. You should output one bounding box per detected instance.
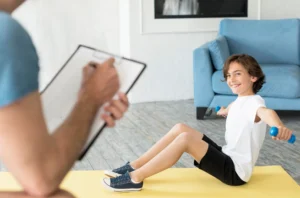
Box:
[102,54,293,192]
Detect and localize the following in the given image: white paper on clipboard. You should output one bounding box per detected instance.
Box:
[41,45,146,160]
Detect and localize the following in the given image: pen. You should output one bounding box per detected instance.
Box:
[89,63,97,68]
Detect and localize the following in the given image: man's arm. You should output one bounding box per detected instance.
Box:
[0,91,98,196]
[256,107,293,141]
[0,59,121,197]
[0,189,74,198]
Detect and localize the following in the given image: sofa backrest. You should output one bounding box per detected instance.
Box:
[219,19,300,65]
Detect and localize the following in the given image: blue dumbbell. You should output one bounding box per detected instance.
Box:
[215,106,221,112]
[269,127,296,144]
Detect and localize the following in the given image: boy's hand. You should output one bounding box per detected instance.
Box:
[216,106,228,117]
[272,126,293,141]
[101,92,129,127]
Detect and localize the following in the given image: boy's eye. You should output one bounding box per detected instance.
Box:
[236,73,241,75]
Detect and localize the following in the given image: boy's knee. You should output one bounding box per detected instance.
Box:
[172,123,188,134]
[174,132,190,147]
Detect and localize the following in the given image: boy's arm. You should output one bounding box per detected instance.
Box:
[256,107,283,126]
[217,102,233,117]
[256,107,293,141]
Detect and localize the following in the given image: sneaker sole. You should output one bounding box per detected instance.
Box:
[102,179,142,192]
[104,170,121,178]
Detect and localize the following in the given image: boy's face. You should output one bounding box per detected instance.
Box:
[226,62,258,97]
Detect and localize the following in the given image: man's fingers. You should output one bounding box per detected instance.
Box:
[81,66,88,86]
[103,57,115,67]
[88,57,115,69]
[110,100,127,113]
[118,92,129,107]
[102,114,115,127]
[81,65,94,86]
[88,61,98,68]
[105,105,122,120]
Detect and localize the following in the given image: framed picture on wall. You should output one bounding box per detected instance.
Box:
[154,0,248,19]
[140,0,261,34]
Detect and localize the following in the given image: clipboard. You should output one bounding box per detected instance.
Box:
[41,45,146,160]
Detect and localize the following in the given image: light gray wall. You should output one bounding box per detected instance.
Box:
[13,0,300,103]
[13,0,120,91]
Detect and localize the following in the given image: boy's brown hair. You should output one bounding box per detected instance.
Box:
[223,54,265,94]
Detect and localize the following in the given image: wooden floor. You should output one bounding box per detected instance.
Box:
[1,100,300,184]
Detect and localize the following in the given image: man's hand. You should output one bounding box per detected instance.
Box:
[0,58,119,196]
[216,106,228,117]
[79,58,120,107]
[272,126,293,141]
[102,92,129,127]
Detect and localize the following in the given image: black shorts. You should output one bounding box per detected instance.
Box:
[193,135,246,186]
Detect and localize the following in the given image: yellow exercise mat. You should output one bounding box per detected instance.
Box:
[0,166,299,198]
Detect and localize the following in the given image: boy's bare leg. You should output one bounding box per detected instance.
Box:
[131,123,204,169]
[130,129,208,182]
[0,189,75,198]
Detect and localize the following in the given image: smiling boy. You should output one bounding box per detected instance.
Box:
[102,54,294,192]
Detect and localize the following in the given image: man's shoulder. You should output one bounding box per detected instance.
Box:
[0,11,22,32]
[0,11,32,47]
[0,11,37,62]
[0,11,14,23]
[0,12,39,108]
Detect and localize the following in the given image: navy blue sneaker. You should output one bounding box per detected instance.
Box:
[102,172,143,192]
[104,162,135,177]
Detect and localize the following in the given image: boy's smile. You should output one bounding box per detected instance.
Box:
[226,62,257,97]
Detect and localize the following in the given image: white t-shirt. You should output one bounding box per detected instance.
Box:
[222,95,267,182]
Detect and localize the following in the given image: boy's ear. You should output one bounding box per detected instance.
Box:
[251,76,258,82]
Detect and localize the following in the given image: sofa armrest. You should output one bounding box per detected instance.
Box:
[193,44,215,108]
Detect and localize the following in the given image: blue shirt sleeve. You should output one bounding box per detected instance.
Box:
[0,12,39,107]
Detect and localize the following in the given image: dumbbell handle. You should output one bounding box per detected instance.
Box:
[269,127,296,144]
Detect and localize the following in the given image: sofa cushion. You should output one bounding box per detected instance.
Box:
[212,64,300,99]
[208,36,230,70]
[219,19,300,65]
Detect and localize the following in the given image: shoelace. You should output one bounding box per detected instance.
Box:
[111,173,131,186]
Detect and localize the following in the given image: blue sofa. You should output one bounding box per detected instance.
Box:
[193,19,300,119]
